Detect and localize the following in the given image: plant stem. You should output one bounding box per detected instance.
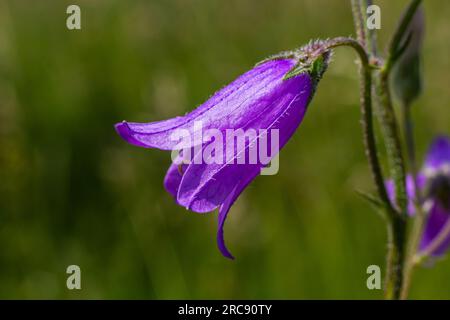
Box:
[321,38,391,210]
[384,214,407,299]
[327,35,409,299]
[382,0,423,299]
[350,0,424,300]
[359,61,392,211]
[375,70,408,215]
[351,0,367,48]
[373,69,409,299]
[401,214,424,299]
[351,0,379,56]
[399,102,425,299]
[350,0,407,299]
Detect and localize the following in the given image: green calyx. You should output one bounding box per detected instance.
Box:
[284,53,329,82]
[258,40,332,86]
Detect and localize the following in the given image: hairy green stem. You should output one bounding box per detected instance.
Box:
[400,101,427,299]
[384,0,424,299]
[351,0,367,48]
[349,0,423,300]
[323,38,391,210]
[375,71,408,215]
[359,64,393,210]
[328,36,408,299]
[350,0,407,299]
[384,214,407,299]
[373,70,409,300]
[351,0,379,56]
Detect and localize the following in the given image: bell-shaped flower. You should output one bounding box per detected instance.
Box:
[115,42,331,258]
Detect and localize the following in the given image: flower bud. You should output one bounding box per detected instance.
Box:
[391,6,425,107]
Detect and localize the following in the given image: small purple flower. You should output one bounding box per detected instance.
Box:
[115,43,330,258]
[387,136,450,257]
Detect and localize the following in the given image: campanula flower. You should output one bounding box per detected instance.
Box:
[387,136,450,257]
[115,42,330,258]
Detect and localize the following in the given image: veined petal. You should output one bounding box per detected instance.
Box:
[115,59,296,150]
[419,201,450,256]
[177,74,312,213]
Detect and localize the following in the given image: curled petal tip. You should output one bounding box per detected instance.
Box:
[223,252,235,260]
[114,121,149,148]
[218,238,235,260]
[114,121,129,140]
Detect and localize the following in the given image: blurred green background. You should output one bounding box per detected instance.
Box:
[0,0,449,299]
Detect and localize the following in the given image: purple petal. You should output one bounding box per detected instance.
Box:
[163,151,192,200]
[424,136,450,171]
[178,162,260,213]
[176,74,312,213]
[385,174,426,215]
[163,161,183,199]
[115,59,296,150]
[217,173,257,259]
[419,201,450,256]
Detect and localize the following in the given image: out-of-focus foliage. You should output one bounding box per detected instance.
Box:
[0,0,449,299]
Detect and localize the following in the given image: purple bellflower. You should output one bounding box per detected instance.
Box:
[115,42,331,259]
[387,136,450,257]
